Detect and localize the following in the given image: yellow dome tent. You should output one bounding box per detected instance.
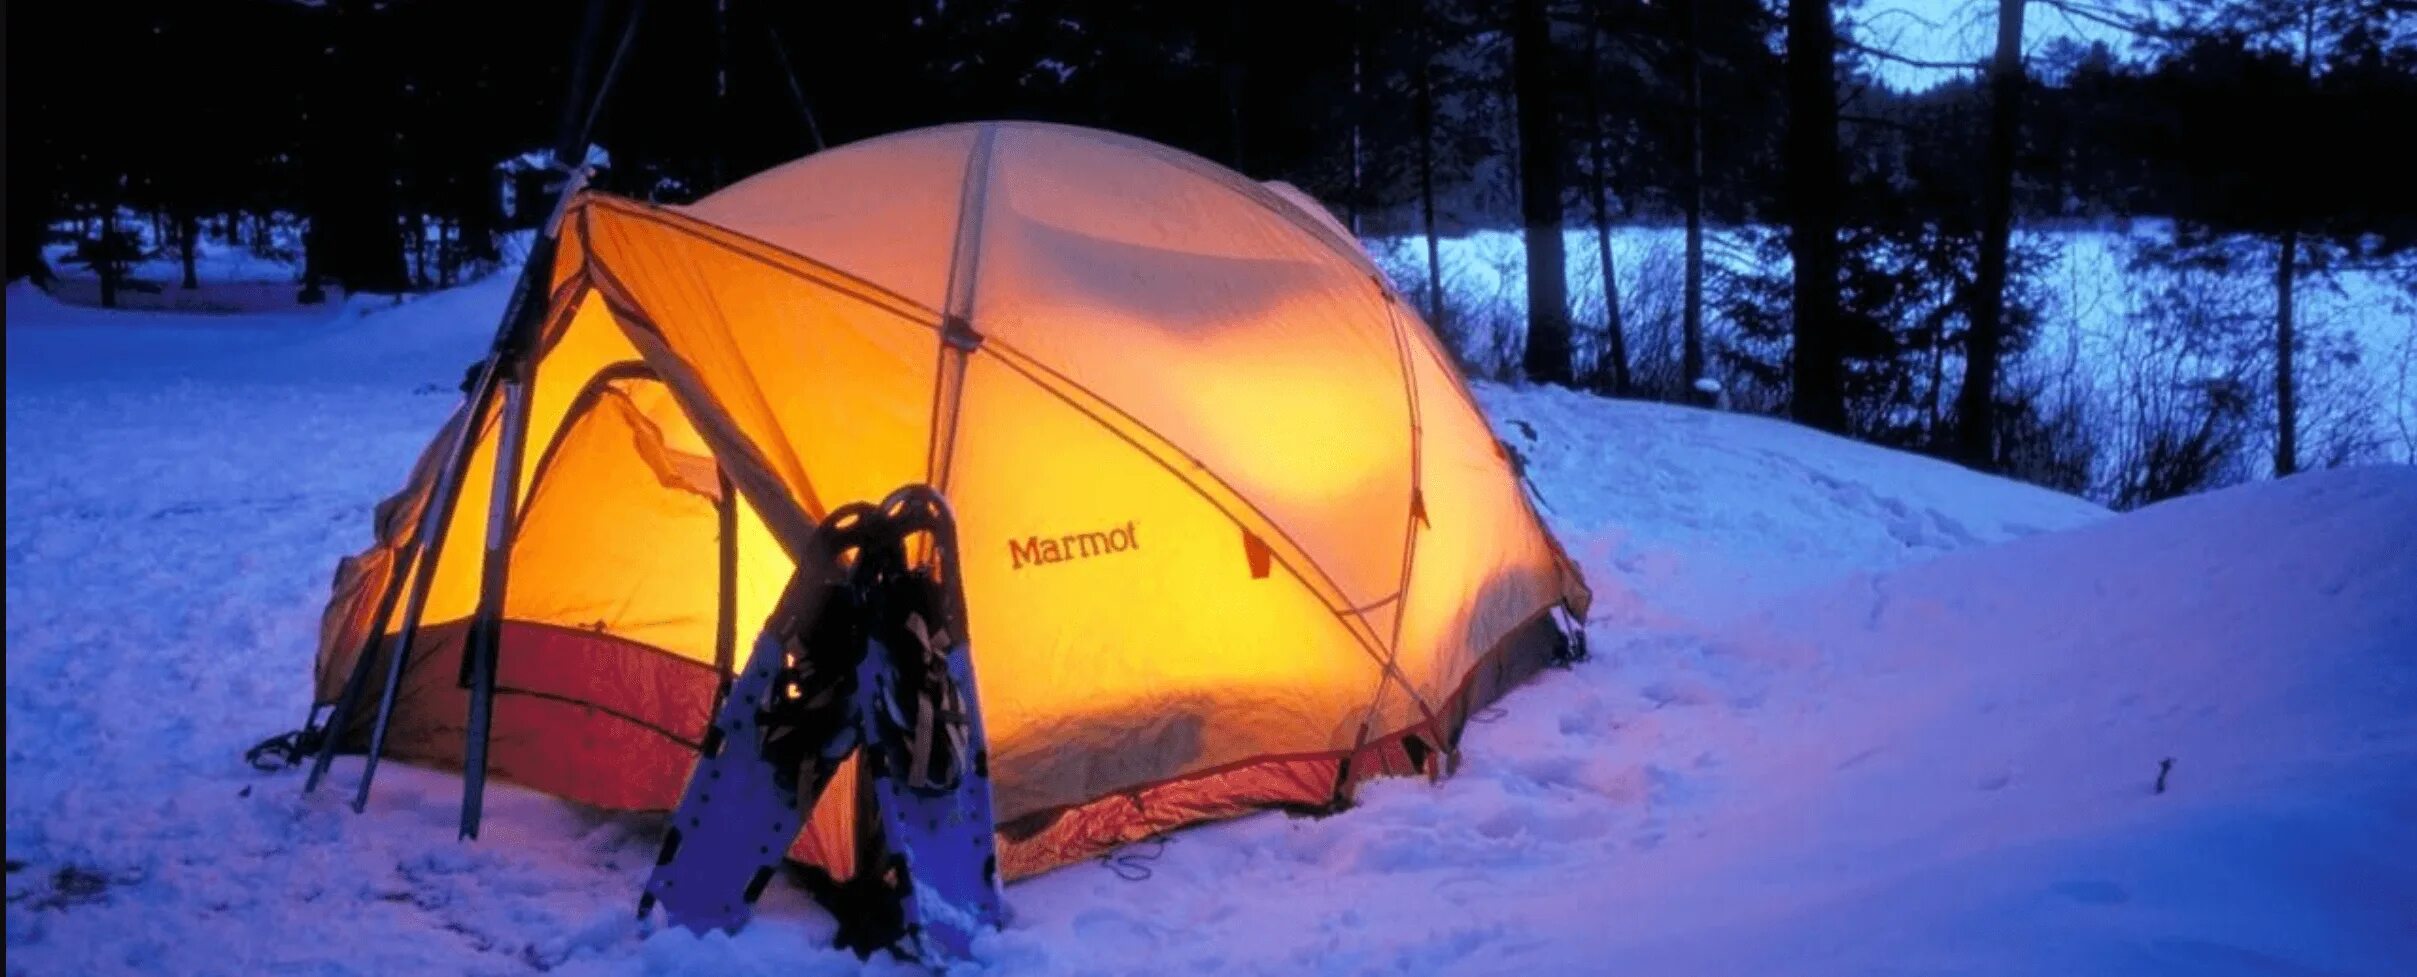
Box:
[313,121,1591,882]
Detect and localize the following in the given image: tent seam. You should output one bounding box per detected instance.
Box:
[1000,604,1560,837]
[513,359,660,527]
[582,193,944,327]
[1329,286,1434,799]
[1050,124,1384,280]
[390,396,508,687]
[975,340,1373,625]
[576,246,824,556]
[530,275,593,358]
[492,687,705,751]
[924,123,999,491]
[974,339,1437,729]
[1404,324,1595,614]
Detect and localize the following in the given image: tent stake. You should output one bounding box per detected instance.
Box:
[460,372,531,838]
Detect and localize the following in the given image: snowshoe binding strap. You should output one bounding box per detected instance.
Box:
[244,724,327,772]
[869,581,974,794]
[757,583,866,806]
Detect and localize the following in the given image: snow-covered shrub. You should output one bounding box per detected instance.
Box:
[2099,235,2271,507]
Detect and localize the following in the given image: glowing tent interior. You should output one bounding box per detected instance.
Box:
[312,120,1593,883]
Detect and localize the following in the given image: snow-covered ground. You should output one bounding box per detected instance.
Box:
[7,271,2414,976]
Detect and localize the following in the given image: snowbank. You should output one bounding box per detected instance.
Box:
[6,280,2411,976]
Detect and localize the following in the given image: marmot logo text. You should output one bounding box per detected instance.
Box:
[1009,521,1139,569]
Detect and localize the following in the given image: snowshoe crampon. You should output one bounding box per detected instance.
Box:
[639,485,1004,966]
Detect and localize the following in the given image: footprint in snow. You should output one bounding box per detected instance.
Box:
[1069,907,1162,955]
[2144,938,2347,977]
[1638,677,1720,708]
[2051,879,2130,905]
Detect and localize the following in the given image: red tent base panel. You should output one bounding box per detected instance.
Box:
[328,611,1565,882]
[331,620,715,812]
[995,609,1563,875]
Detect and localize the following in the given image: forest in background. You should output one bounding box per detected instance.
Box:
[8,0,2416,507]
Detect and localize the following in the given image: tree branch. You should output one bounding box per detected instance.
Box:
[1857,6,1958,32]
[1844,38,1984,72]
[1839,78,1875,113]
[2032,0,2181,40]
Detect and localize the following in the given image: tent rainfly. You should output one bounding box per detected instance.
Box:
[311,121,1593,884]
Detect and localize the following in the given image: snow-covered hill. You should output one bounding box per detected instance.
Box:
[7,277,2412,976]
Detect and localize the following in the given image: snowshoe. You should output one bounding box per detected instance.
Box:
[637,485,1003,968]
[637,576,859,935]
[846,488,1006,963]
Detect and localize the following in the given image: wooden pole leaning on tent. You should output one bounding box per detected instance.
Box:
[300,0,649,826]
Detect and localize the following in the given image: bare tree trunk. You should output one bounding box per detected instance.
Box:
[178,210,201,290]
[1583,7,1629,394]
[1955,0,2026,469]
[1683,0,1708,401]
[1927,317,1949,438]
[2276,228,2299,476]
[299,218,326,304]
[2271,1,2316,478]
[410,210,429,289]
[1512,0,1574,385]
[1784,0,1846,430]
[98,208,121,309]
[1416,5,1446,328]
[440,217,457,288]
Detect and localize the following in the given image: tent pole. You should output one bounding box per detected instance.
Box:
[459,370,531,839]
[762,21,827,153]
[430,0,652,822]
[712,467,739,711]
[304,518,428,793]
[352,0,648,815]
[351,221,562,813]
[307,366,499,802]
[350,366,505,813]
